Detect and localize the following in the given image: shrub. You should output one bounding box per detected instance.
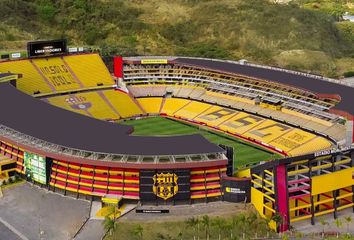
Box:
[343,71,354,78]
[14,175,20,182]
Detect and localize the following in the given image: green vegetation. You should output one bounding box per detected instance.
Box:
[121,117,277,168]
[104,211,354,239]
[295,0,354,19]
[104,211,274,240]
[0,0,353,77]
[1,175,24,189]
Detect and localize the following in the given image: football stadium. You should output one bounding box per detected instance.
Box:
[0,39,353,232]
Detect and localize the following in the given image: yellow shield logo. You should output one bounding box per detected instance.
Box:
[153,173,178,200]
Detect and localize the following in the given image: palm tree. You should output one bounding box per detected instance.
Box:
[177,231,183,240]
[335,218,342,238]
[201,215,210,240]
[185,217,199,240]
[133,224,144,240]
[247,212,258,228]
[344,216,352,235]
[319,218,328,238]
[271,212,283,233]
[212,217,226,240]
[102,205,118,237]
[229,216,238,239]
[103,216,117,237]
[236,214,247,238]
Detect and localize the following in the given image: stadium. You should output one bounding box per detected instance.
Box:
[0,39,353,232]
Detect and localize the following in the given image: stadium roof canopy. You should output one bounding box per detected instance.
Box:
[0,83,223,156]
[176,58,354,116]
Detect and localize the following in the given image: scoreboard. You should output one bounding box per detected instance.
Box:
[27,39,67,58]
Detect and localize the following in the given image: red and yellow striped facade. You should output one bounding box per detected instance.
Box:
[50,159,140,199]
[0,141,24,175]
[0,140,227,201]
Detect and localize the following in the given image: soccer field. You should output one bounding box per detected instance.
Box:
[122,117,279,168]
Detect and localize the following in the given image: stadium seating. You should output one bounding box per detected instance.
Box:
[46,89,146,120]
[124,64,341,126]
[202,91,255,105]
[269,129,320,155]
[127,85,167,97]
[195,106,238,126]
[46,90,120,120]
[161,98,191,116]
[0,60,53,94]
[32,57,82,92]
[286,136,332,156]
[165,99,332,156]
[243,120,294,143]
[136,97,163,114]
[63,54,114,87]
[174,101,213,119]
[0,54,114,96]
[219,112,266,135]
[102,90,144,118]
[127,84,343,143]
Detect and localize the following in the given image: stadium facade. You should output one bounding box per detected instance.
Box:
[0,40,353,232]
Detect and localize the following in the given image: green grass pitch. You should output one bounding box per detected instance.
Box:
[122,117,279,168]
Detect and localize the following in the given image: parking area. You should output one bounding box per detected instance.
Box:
[0,220,22,240]
[0,183,91,240]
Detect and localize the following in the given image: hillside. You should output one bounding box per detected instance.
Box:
[0,0,353,77]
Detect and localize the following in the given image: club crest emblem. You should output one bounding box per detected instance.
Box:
[153,173,178,200]
[65,96,92,110]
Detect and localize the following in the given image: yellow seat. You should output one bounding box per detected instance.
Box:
[195,106,238,126]
[32,57,81,92]
[243,120,293,143]
[47,90,120,120]
[102,90,143,118]
[137,98,163,114]
[174,101,212,119]
[269,129,317,153]
[161,98,191,116]
[63,54,114,87]
[0,60,52,94]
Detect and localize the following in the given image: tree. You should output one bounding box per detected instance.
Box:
[319,218,328,238]
[133,224,144,240]
[37,0,56,22]
[103,216,117,237]
[335,218,342,238]
[102,205,118,237]
[201,215,211,240]
[185,217,199,240]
